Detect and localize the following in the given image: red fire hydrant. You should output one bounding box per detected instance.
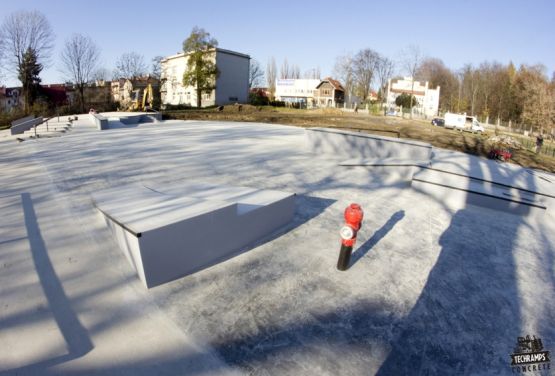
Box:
[337,203,364,271]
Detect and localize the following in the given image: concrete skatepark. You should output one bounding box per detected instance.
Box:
[1,113,554,375]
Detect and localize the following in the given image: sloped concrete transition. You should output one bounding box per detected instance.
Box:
[0,116,554,375]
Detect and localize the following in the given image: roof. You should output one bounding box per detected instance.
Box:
[161,48,250,63]
[316,77,345,92]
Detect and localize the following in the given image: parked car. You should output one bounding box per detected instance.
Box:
[431,118,445,126]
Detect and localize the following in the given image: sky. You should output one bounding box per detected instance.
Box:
[1,0,554,87]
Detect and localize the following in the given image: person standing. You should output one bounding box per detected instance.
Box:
[535,133,544,154]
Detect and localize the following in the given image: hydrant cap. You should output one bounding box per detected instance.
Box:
[344,203,364,225]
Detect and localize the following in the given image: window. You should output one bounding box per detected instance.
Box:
[229,97,238,101]
[323,89,331,95]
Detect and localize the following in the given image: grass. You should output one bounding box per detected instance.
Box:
[162,106,555,173]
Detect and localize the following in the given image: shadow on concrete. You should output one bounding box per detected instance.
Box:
[350,210,405,266]
[376,152,532,374]
[1,193,93,374]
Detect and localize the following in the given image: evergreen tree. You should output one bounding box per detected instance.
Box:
[182,27,219,108]
[18,48,43,112]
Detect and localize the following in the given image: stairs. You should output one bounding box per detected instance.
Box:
[411,167,549,216]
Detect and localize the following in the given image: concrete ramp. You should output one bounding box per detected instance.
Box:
[93,184,295,288]
[306,127,432,160]
[412,167,548,216]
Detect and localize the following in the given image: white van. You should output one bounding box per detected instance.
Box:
[444,112,485,134]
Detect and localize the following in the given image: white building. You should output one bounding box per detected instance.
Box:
[274,79,321,107]
[386,77,440,117]
[160,48,250,107]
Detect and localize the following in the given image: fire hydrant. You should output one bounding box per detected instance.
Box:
[337,203,364,271]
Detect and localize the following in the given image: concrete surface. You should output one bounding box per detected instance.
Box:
[0,117,554,375]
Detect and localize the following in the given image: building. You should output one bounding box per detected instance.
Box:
[313,78,345,107]
[40,84,69,108]
[274,79,321,107]
[160,48,250,107]
[0,87,23,112]
[386,77,440,117]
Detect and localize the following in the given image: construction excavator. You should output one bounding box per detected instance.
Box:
[127,83,154,111]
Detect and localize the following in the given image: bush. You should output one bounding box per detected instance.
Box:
[249,91,269,106]
[163,103,193,111]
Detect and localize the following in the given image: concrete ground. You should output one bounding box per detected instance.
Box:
[0,118,554,375]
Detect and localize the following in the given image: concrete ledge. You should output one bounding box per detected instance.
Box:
[340,157,431,167]
[412,168,547,216]
[91,114,108,130]
[93,183,295,288]
[306,127,432,160]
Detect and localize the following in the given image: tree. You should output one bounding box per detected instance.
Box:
[416,57,458,112]
[18,48,42,110]
[60,34,100,113]
[333,53,355,105]
[395,93,417,108]
[280,58,290,79]
[304,67,321,79]
[92,67,111,82]
[375,55,395,103]
[291,64,301,79]
[0,10,54,112]
[401,45,422,117]
[151,56,164,80]
[113,52,147,79]
[515,64,554,133]
[352,48,380,101]
[249,59,264,88]
[182,26,219,108]
[266,57,277,98]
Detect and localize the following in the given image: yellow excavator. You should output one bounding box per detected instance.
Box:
[126,83,154,111]
[141,83,153,111]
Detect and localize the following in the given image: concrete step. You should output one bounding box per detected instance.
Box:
[411,167,548,216]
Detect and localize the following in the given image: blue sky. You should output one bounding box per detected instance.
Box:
[1,0,554,86]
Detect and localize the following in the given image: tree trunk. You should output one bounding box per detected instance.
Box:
[80,86,86,113]
[197,87,202,108]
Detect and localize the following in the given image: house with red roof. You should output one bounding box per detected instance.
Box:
[313,77,345,107]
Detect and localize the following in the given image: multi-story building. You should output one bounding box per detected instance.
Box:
[160,48,250,107]
[0,87,23,112]
[274,79,321,107]
[386,77,440,117]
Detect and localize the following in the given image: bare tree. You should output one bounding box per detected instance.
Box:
[401,45,422,117]
[151,56,164,80]
[92,67,111,82]
[266,57,277,98]
[60,34,100,112]
[375,55,395,104]
[280,58,290,79]
[416,57,458,112]
[291,64,301,79]
[304,67,321,79]
[0,10,54,71]
[333,53,354,105]
[113,52,147,79]
[353,48,380,102]
[0,10,54,110]
[249,59,264,88]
